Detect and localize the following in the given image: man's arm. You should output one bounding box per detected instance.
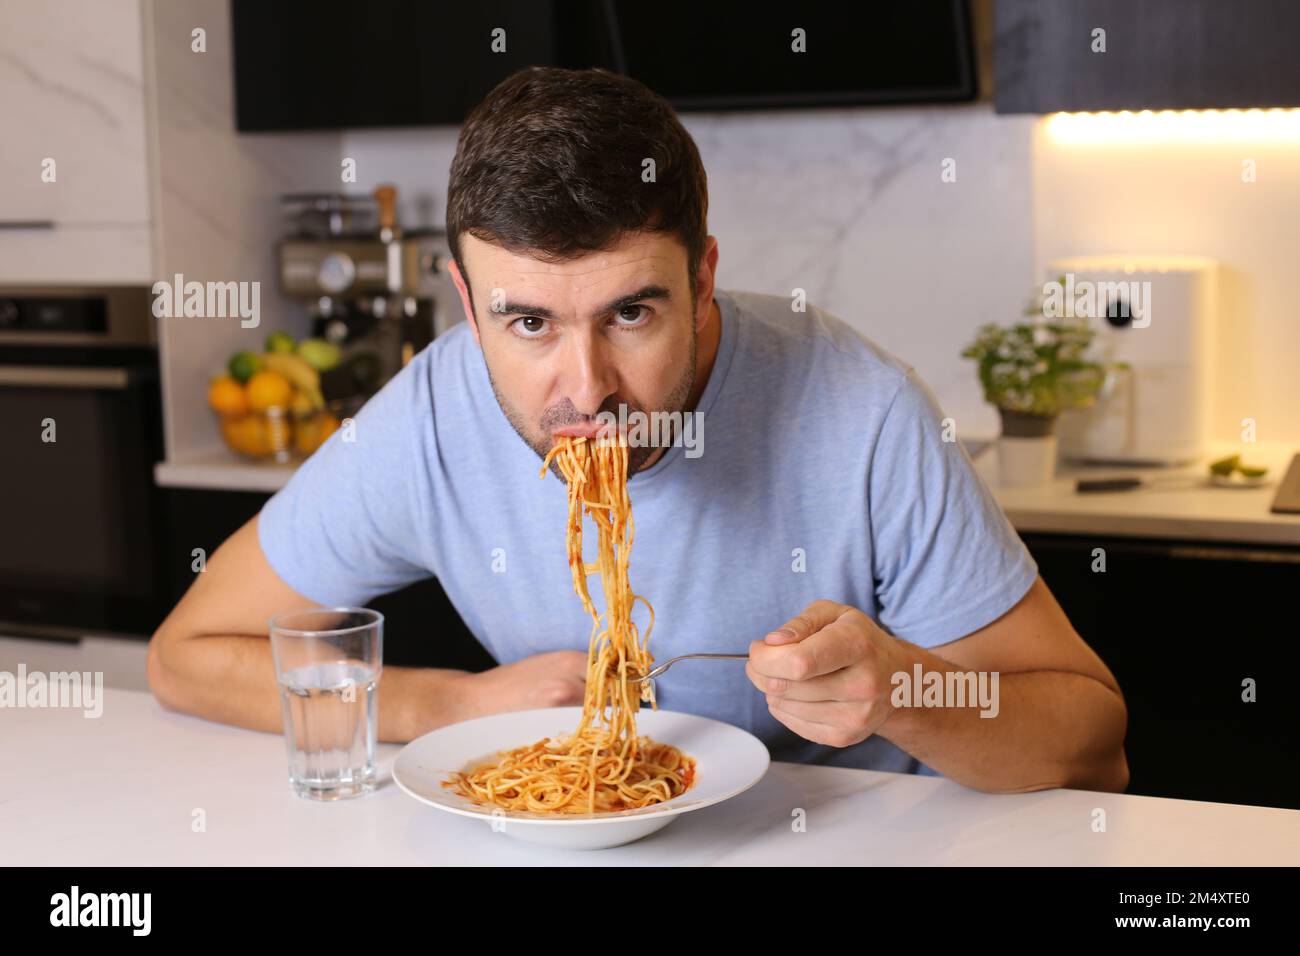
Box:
[877,576,1129,793]
[747,576,1130,794]
[146,514,473,743]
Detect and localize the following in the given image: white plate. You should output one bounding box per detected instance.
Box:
[392,706,769,850]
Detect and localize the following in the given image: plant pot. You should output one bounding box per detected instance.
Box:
[997,409,1058,486]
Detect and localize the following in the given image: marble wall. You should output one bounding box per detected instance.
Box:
[149,0,343,461]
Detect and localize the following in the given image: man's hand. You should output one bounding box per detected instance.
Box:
[746,600,905,748]
[460,650,589,720]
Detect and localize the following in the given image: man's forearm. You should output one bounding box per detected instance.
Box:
[147,633,470,743]
[876,642,1129,793]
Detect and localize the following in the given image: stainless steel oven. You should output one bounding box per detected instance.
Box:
[0,286,166,639]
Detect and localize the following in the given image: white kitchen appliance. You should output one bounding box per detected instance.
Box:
[1047,256,1217,465]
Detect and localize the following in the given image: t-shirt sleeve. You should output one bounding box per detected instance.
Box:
[256,355,432,606]
[868,367,1038,649]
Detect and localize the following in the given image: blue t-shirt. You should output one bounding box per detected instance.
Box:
[259,288,1038,775]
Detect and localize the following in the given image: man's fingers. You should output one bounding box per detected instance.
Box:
[765,700,855,748]
[767,698,874,748]
[749,603,860,682]
[747,660,862,702]
[763,600,846,645]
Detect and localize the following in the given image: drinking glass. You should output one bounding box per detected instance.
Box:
[269,607,383,800]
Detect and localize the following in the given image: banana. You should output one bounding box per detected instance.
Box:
[260,352,324,410]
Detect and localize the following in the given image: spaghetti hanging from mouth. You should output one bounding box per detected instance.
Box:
[443,433,696,814]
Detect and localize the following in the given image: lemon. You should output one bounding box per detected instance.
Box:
[265,330,297,354]
[246,370,293,412]
[298,337,342,372]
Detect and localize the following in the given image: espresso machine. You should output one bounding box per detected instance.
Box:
[277,185,461,404]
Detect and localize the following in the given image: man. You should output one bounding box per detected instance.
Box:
[148,67,1128,794]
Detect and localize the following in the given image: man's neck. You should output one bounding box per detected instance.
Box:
[686,296,722,412]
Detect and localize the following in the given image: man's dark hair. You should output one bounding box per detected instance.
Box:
[446,67,709,301]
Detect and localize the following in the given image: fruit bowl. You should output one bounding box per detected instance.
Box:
[207,337,345,463]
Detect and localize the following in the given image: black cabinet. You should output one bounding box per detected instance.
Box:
[231,0,571,131]
[995,0,1300,113]
[1024,532,1300,810]
[163,487,494,672]
[231,0,976,131]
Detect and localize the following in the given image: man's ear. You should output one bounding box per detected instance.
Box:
[694,235,720,330]
[447,256,481,346]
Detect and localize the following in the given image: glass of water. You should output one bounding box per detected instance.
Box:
[269,607,383,801]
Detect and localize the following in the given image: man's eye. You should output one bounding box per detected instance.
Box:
[511,316,548,338]
[613,305,650,328]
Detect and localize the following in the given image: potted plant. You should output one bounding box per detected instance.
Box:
[961,279,1123,485]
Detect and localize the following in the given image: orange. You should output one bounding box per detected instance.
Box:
[207,376,248,416]
[219,415,243,451]
[245,370,293,412]
[221,414,273,457]
[294,412,340,456]
[318,412,340,442]
[294,416,320,455]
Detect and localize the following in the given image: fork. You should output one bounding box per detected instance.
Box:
[626,653,749,684]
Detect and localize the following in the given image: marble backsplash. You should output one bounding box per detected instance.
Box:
[341,104,1037,440]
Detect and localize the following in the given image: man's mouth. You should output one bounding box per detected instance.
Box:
[551,420,613,439]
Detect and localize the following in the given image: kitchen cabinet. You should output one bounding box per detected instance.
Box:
[0,0,154,281]
[1025,532,1300,811]
[995,0,1300,113]
[231,0,976,131]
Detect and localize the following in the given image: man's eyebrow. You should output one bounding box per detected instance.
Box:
[488,284,672,322]
[600,284,672,316]
[489,299,557,321]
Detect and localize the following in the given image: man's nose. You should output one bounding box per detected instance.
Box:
[563,328,619,417]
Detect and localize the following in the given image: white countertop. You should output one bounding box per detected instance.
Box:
[977,440,1300,547]
[154,445,299,494]
[155,439,1300,547]
[5,688,1297,865]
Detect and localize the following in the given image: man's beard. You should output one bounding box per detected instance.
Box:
[485,323,697,480]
